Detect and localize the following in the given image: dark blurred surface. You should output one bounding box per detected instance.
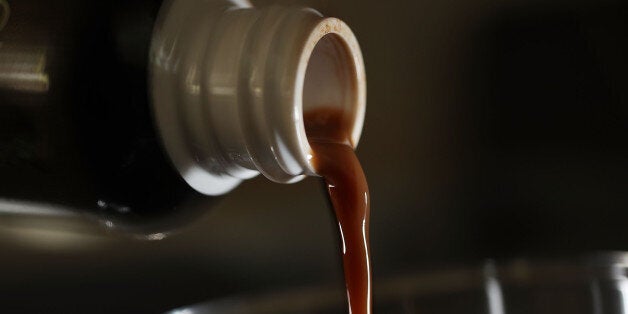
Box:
[0,0,627,312]
[167,254,628,314]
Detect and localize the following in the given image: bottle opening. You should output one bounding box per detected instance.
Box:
[299,19,366,176]
[300,18,366,174]
[303,32,358,138]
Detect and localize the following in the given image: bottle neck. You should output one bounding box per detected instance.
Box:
[150,0,366,195]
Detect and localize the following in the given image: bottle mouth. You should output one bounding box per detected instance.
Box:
[296,18,366,176]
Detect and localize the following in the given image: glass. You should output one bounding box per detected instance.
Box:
[166,252,628,314]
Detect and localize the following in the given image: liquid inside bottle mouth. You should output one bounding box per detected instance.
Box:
[299,22,366,175]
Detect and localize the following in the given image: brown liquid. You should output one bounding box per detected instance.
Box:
[304,108,371,314]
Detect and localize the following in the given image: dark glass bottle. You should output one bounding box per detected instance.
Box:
[0,0,367,235]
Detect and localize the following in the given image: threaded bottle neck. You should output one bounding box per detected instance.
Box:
[151,0,366,195]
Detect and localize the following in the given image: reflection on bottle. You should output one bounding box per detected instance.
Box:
[0,198,113,251]
[0,47,49,93]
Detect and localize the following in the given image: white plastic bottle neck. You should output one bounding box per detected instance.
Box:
[150,0,366,195]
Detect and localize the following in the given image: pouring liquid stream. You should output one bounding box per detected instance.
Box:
[304,108,372,314]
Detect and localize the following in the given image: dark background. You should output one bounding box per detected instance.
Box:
[0,0,627,312]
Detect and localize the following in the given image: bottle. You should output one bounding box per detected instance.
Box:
[0,0,366,235]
